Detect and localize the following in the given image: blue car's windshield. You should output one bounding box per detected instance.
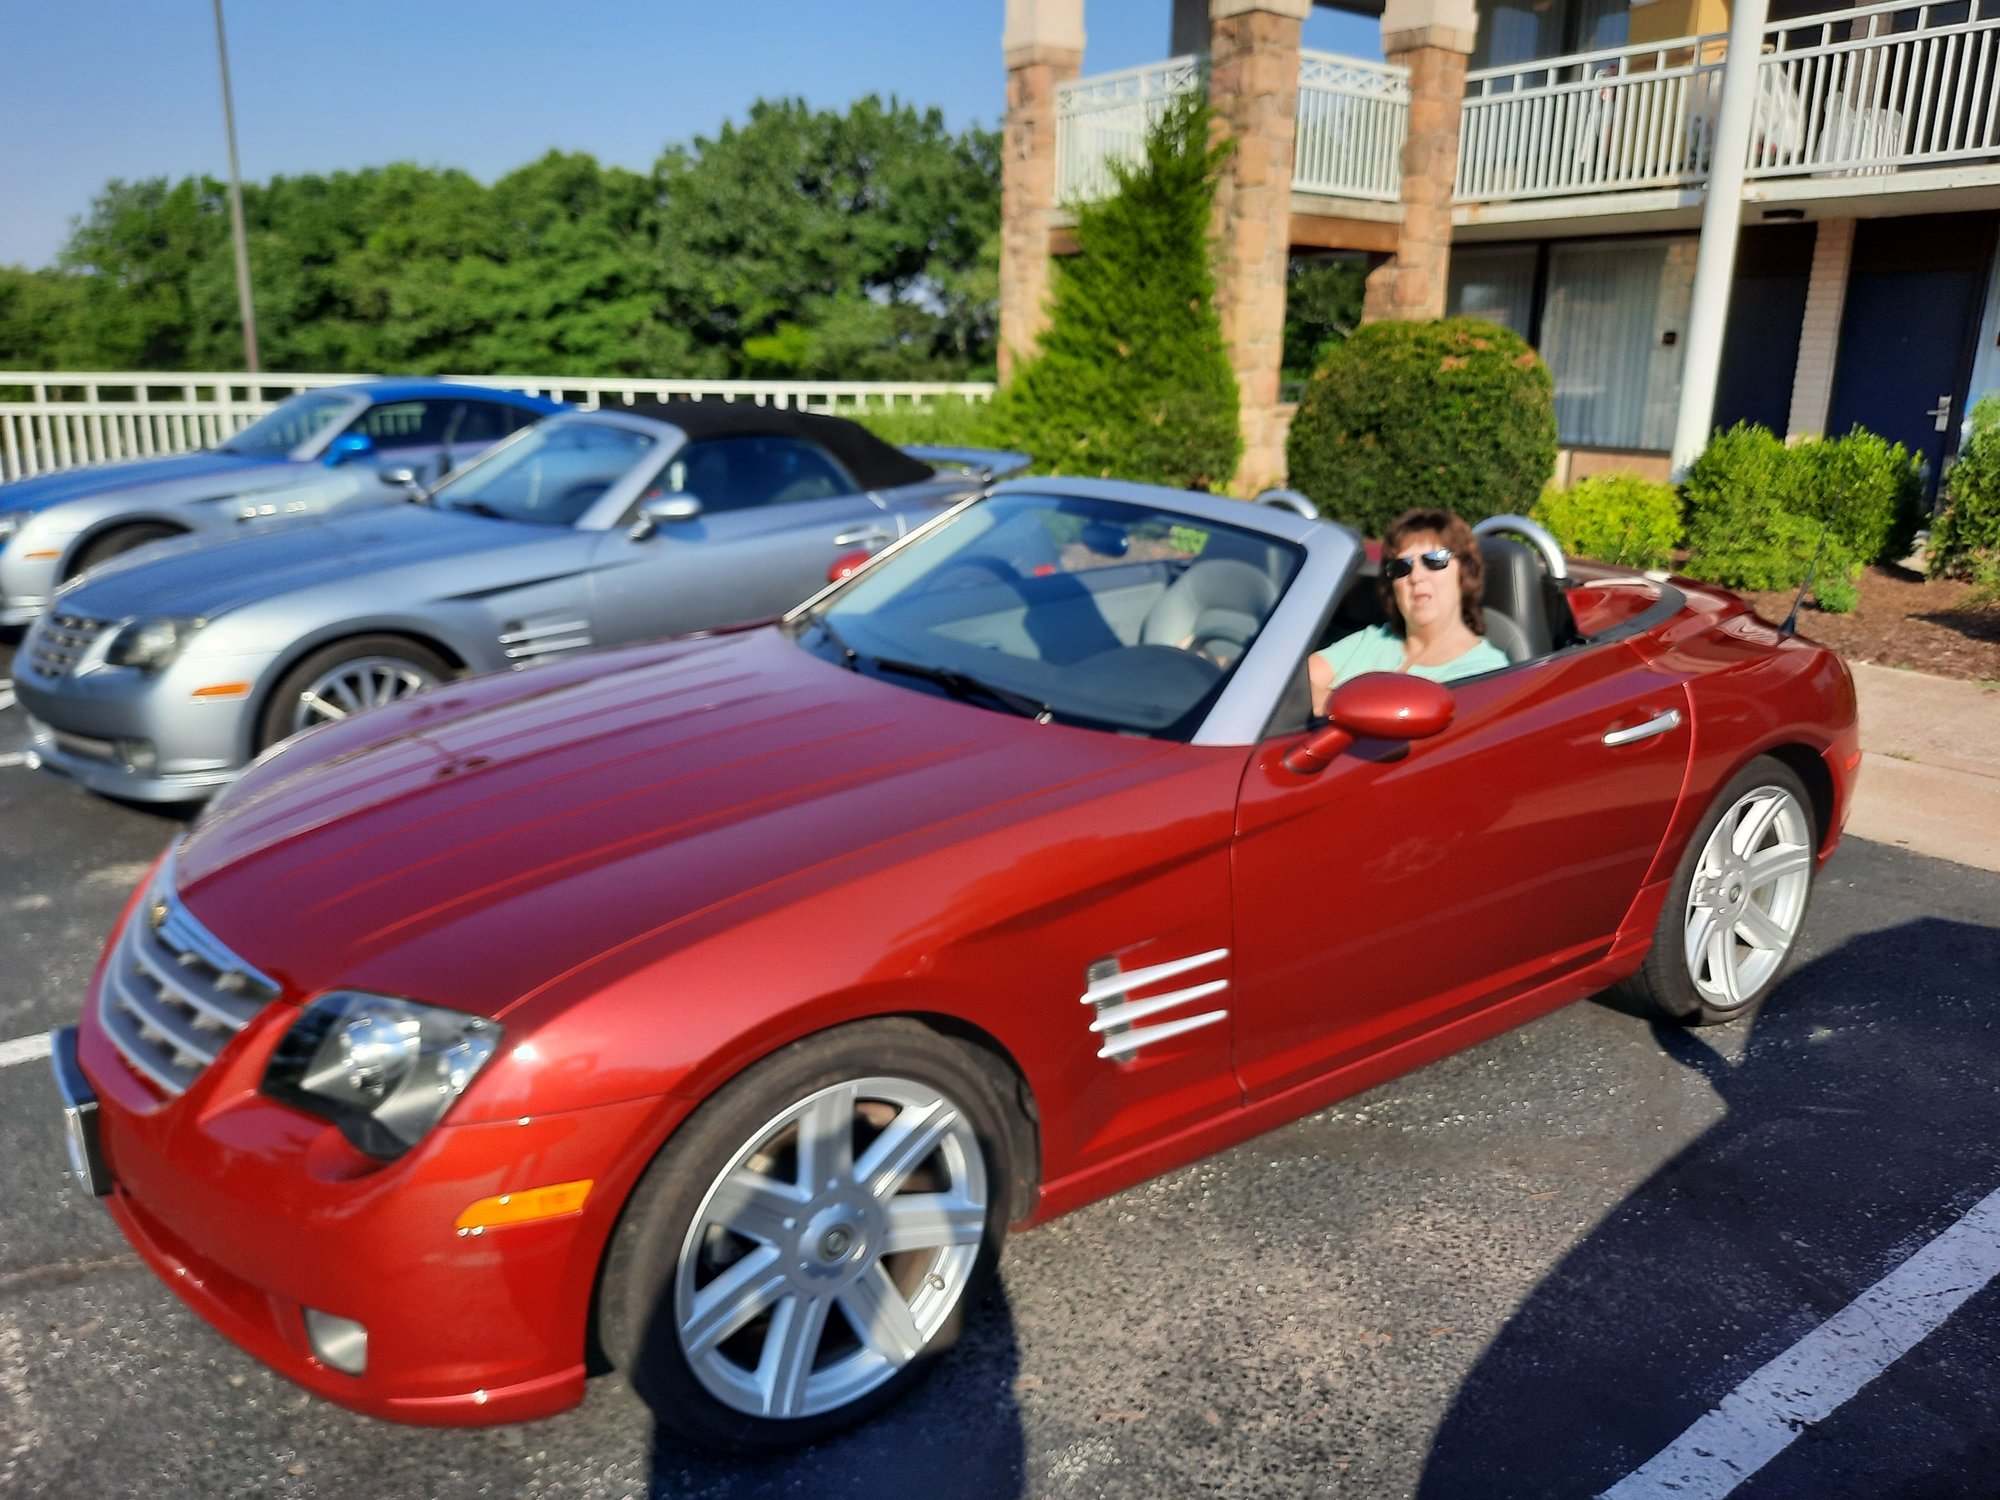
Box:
[800,493,1304,739]
[218,392,360,458]
[430,420,657,526]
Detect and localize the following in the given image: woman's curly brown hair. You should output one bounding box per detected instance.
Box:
[1378,507,1486,637]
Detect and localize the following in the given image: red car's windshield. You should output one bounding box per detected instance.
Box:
[800,493,1305,739]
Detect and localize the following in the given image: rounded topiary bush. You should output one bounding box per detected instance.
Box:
[1285,316,1558,538]
[1532,474,1683,569]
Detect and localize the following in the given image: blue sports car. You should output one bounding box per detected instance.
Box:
[0,380,562,625]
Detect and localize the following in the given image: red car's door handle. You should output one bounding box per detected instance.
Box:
[1602,708,1683,746]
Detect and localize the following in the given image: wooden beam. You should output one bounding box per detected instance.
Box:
[1288,212,1400,254]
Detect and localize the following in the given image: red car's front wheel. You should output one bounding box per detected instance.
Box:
[597,1020,1015,1452]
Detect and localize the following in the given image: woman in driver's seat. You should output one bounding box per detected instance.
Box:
[1308,507,1507,716]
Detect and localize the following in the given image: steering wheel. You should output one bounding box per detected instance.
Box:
[917,555,1023,593]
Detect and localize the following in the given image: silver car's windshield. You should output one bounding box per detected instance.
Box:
[430,419,658,526]
[218,392,359,458]
[798,492,1305,739]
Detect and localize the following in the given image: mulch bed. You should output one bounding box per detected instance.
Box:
[1734,564,2000,684]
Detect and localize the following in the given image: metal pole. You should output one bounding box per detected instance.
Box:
[1669,0,1771,477]
[212,0,260,373]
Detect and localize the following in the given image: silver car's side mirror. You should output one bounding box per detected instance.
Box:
[631,492,703,539]
[380,466,426,500]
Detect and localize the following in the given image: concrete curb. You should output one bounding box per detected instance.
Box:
[1849,663,2000,874]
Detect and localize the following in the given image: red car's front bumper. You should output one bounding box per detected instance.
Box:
[74,973,682,1426]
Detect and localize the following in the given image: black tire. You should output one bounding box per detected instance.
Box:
[597,1019,1016,1453]
[69,522,182,578]
[1613,754,1819,1026]
[255,634,451,752]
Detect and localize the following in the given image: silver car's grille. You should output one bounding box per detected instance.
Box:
[27,613,109,679]
[98,858,278,1097]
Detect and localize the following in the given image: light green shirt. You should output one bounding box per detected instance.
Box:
[1314,623,1509,687]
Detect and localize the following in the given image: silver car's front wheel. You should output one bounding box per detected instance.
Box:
[288,655,438,735]
[256,634,453,752]
[675,1077,989,1421]
[599,1021,1014,1453]
[1682,784,1814,1012]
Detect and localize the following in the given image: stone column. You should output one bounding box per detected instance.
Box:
[1786,218,1856,439]
[999,0,1085,379]
[1362,0,1476,323]
[1209,0,1310,490]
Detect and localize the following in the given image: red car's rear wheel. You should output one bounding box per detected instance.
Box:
[1618,755,1818,1026]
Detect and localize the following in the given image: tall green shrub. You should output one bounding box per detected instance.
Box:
[1682,422,1918,614]
[989,95,1241,490]
[1931,394,2000,579]
[1284,317,1558,538]
[1533,474,1682,569]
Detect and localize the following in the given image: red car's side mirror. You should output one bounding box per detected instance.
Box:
[1285,672,1456,774]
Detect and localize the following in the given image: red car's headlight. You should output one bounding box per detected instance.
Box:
[263,991,502,1160]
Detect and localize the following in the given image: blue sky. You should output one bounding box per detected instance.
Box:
[0,0,1383,270]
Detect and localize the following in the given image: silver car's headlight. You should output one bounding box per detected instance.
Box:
[104,616,204,672]
[263,992,502,1160]
[0,509,25,544]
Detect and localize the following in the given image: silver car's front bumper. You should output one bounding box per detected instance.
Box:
[0,544,63,625]
[13,644,273,804]
[1,594,49,627]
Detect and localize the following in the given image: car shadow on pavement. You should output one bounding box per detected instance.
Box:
[644,1280,1026,1499]
[1418,915,2000,1500]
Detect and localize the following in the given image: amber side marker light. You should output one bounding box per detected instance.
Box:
[191,682,252,700]
[455,1179,593,1235]
[23,550,60,560]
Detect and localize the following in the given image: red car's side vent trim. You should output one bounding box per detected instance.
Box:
[1080,948,1230,1062]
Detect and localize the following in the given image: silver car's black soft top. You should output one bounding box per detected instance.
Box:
[599,399,937,490]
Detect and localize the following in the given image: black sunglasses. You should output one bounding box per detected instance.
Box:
[1384,548,1456,580]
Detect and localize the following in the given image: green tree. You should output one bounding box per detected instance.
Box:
[992,95,1241,489]
[1283,256,1367,383]
[651,95,1000,379]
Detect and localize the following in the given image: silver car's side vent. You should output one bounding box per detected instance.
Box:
[26,614,109,679]
[499,617,593,665]
[98,854,278,1098]
[1080,948,1230,1062]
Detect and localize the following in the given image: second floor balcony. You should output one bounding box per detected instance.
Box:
[1052,0,2000,227]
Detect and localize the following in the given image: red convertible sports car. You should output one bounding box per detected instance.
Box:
[51,478,1859,1451]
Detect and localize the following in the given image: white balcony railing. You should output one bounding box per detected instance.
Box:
[1294,51,1409,200]
[1055,56,1205,204]
[0,373,997,483]
[1751,0,2000,178]
[1055,51,1406,205]
[1457,35,1728,202]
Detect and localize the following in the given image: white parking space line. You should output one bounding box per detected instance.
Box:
[1602,1184,2000,1499]
[0,1032,54,1069]
[0,753,27,769]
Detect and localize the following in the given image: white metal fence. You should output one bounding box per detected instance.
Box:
[1750,0,2000,178]
[1055,55,1206,204]
[0,372,997,483]
[1294,52,1409,200]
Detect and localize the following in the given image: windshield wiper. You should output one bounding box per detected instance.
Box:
[803,611,859,669]
[869,656,1053,722]
[447,499,507,519]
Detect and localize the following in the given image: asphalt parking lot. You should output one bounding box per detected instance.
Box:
[2,638,1997,1499]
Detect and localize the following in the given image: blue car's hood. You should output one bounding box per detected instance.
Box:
[0,451,279,514]
[58,503,564,620]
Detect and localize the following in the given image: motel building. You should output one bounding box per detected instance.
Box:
[998,0,2000,495]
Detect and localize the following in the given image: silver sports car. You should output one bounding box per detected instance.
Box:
[0,380,561,625]
[12,401,1019,803]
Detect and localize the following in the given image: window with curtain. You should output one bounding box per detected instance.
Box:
[1447,247,1540,338]
[1538,238,1696,451]
[1473,0,1631,70]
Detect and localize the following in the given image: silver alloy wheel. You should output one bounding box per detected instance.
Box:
[288,655,437,734]
[1683,783,1814,1010]
[673,1075,989,1421]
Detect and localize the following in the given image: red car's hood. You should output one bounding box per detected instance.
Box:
[176,628,1175,1013]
